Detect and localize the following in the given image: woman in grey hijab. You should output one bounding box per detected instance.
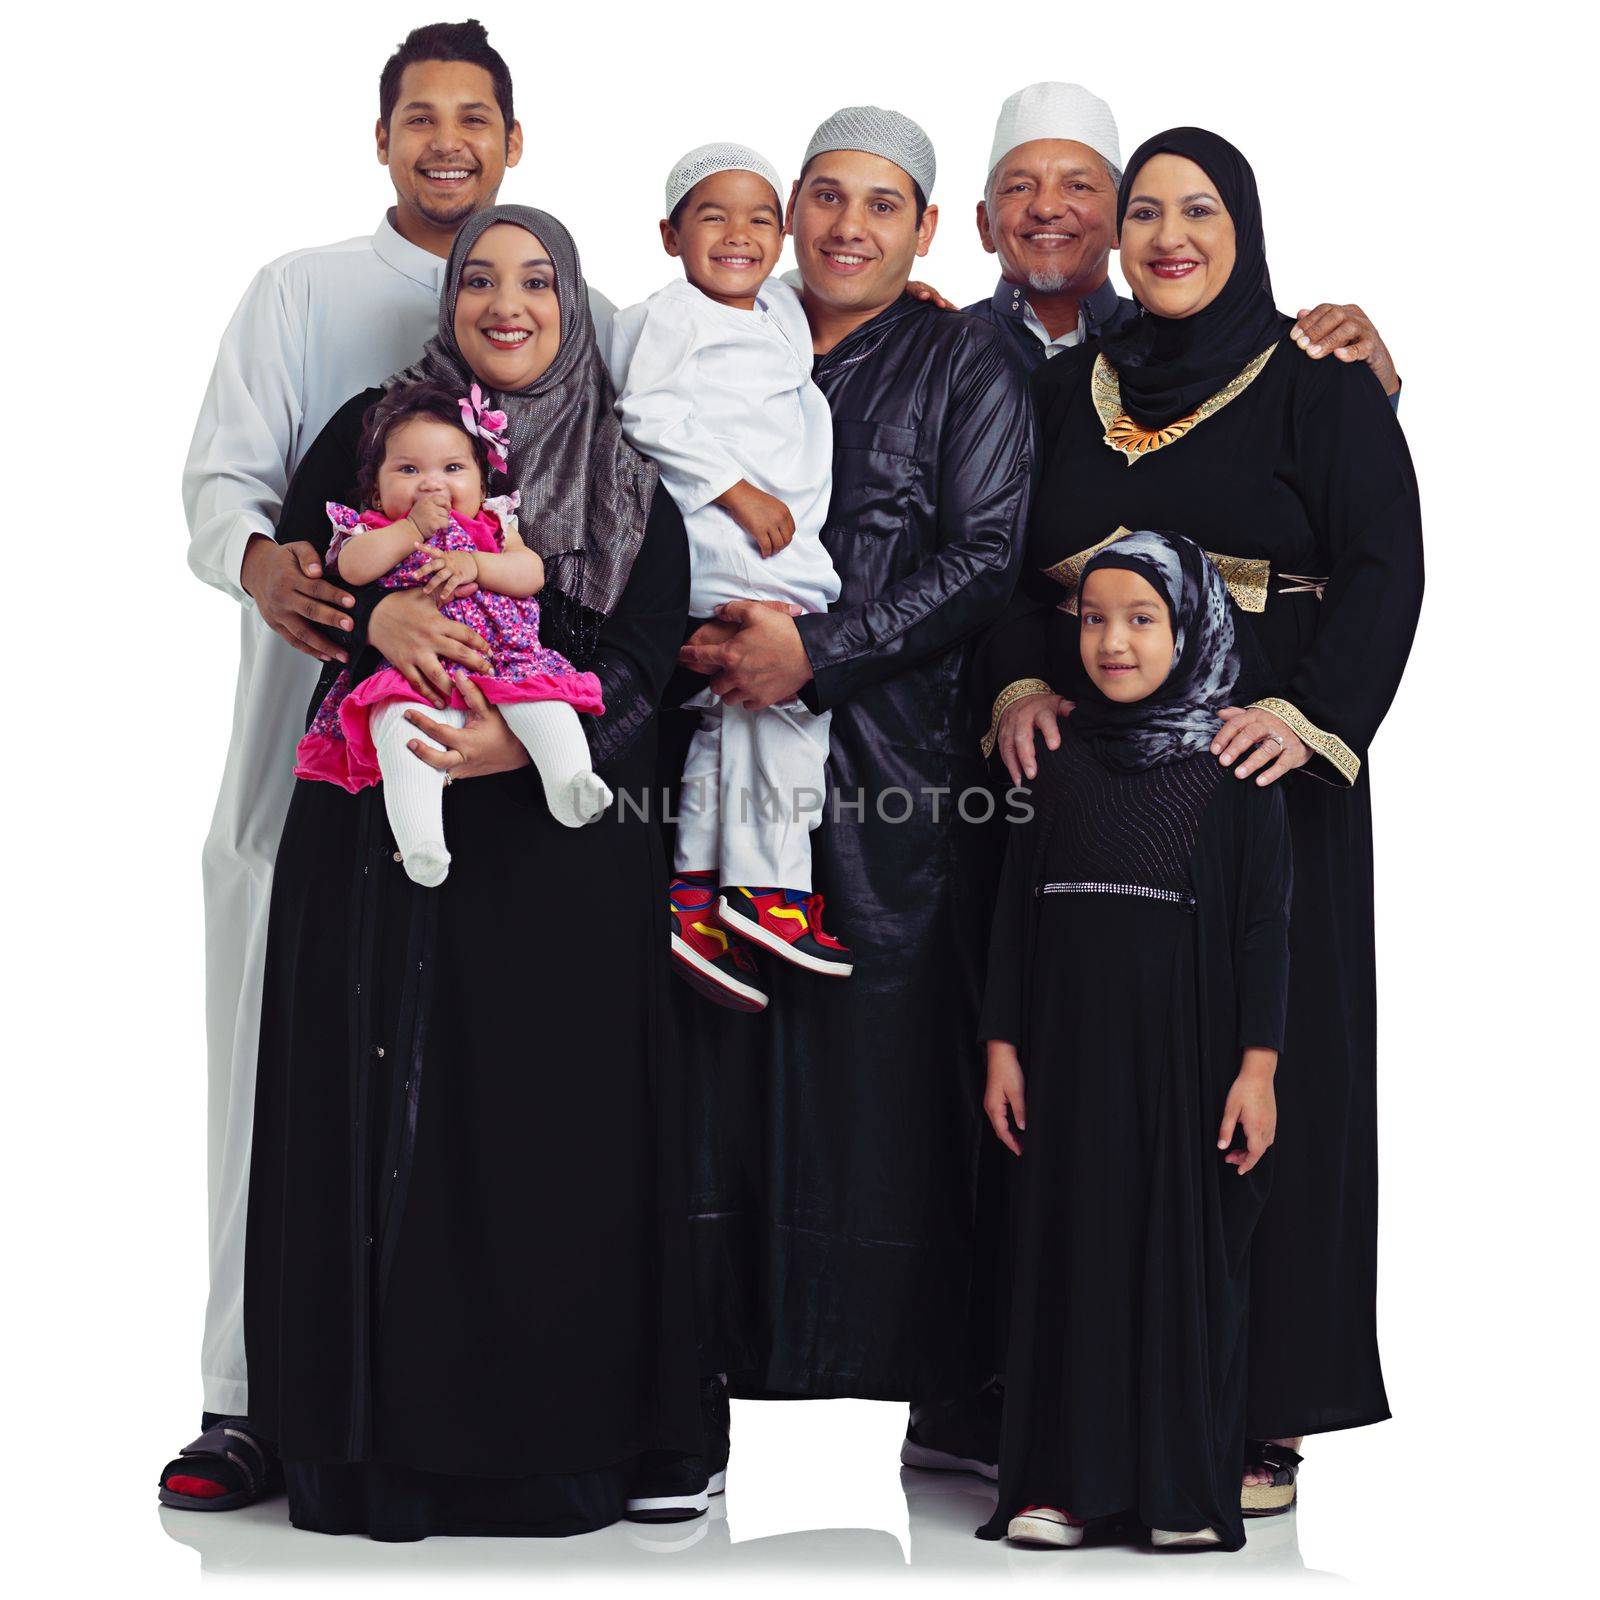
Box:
[398,205,657,661]
[241,207,706,1540]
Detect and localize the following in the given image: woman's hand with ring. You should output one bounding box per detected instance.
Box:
[404,676,529,781]
[1212,706,1308,786]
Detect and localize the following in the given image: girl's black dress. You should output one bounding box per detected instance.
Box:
[243,391,702,1540]
[979,340,1423,1438]
[976,735,1291,1548]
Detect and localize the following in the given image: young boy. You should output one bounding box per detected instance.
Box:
[606,143,850,1012]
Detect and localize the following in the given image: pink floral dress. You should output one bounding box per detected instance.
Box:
[294,498,604,793]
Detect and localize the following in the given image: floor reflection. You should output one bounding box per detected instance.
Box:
[161,1466,1331,1581]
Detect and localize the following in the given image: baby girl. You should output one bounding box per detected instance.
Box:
[294,378,612,884]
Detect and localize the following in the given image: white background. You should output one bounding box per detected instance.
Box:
[4,0,1594,1595]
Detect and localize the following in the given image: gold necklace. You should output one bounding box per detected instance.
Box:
[1093,341,1278,464]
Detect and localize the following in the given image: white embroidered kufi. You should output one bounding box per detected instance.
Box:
[987,82,1121,180]
[802,105,936,200]
[665,143,783,218]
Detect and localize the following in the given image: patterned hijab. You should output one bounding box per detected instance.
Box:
[395,205,658,662]
[1099,127,1290,428]
[1071,530,1241,771]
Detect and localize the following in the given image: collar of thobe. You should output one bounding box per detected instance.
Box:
[372,210,448,293]
[811,291,925,373]
[991,273,1122,349]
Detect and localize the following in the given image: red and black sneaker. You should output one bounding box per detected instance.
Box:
[717,887,854,978]
[669,875,769,1011]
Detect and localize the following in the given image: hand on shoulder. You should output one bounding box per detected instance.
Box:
[1288,303,1399,397]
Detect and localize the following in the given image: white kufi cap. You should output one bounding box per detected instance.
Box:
[987,82,1121,180]
[665,142,783,219]
[802,105,936,200]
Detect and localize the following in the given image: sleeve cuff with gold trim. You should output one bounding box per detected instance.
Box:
[1251,696,1361,787]
[981,678,1055,759]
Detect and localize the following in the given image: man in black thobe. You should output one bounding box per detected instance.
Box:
[672,106,1031,1482]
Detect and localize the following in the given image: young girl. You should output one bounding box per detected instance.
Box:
[294,379,612,885]
[975,530,1292,1553]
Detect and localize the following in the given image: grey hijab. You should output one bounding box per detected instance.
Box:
[1071,529,1241,770]
[396,205,657,661]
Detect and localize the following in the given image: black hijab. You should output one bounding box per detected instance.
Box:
[1071,530,1242,771]
[1099,127,1290,428]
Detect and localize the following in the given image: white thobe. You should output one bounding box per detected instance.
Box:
[605,278,838,618]
[605,277,837,891]
[184,208,613,1415]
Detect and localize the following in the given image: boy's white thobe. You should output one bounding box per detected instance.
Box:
[183,207,612,1414]
[606,277,838,891]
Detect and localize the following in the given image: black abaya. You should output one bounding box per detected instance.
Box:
[978,339,1423,1437]
[244,396,701,1538]
[975,738,1291,1548]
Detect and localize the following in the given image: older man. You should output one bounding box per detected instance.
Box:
[966,81,1401,393]
[672,108,1031,1483]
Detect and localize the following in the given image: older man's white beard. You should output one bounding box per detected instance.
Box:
[1026,266,1072,294]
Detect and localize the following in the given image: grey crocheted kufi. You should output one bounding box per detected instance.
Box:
[802,105,935,200]
[665,142,783,218]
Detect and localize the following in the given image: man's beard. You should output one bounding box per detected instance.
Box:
[1026,265,1071,294]
[410,176,481,229]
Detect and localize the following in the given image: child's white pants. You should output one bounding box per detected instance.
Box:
[674,689,831,891]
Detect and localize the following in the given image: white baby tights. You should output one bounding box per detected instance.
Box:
[371,699,612,888]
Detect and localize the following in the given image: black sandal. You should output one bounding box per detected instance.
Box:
[1241,1440,1302,1516]
[158,1419,281,1512]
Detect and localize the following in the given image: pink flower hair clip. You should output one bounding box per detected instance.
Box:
[459,384,510,475]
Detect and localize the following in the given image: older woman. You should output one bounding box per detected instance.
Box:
[243,207,702,1540]
[978,129,1423,1518]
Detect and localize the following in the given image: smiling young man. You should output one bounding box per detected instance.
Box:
[672,106,1033,1483]
[168,19,616,1514]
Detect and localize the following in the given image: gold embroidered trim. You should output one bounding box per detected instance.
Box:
[1093,342,1279,464]
[1044,527,1270,615]
[1041,529,1127,609]
[1206,553,1270,613]
[1252,696,1361,787]
[980,678,1055,760]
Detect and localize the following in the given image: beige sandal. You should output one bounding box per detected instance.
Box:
[1241,1440,1302,1516]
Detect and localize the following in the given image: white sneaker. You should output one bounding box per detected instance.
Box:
[1006,1507,1086,1547]
[1151,1525,1222,1549]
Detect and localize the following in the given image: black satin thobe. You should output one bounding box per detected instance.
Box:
[671,295,1034,1399]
